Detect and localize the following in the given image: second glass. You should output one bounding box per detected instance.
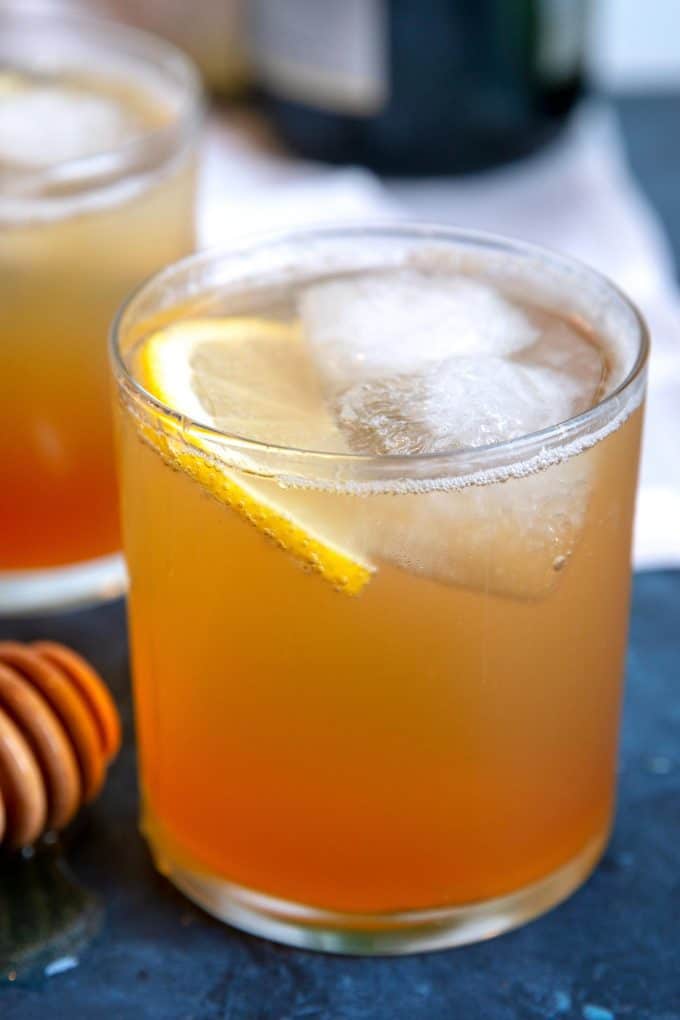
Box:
[0,4,201,613]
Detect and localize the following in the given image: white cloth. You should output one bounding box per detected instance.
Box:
[198,111,397,243]
[198,104,680,570]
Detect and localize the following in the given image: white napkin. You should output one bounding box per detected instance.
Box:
[198,113,397,243]
[199,104,680,569]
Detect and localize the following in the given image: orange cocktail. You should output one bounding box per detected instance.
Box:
[113,227,647,953]
[0,6,200,612]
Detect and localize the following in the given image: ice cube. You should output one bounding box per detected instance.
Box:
[338,356,583,456]
[0,86,140,167]
[299,271,537,395]
[337,355,593,600]
[362,453,592,600]
[300,271,597,599]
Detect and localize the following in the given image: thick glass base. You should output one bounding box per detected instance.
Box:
[152,835,606,956]
[0,553,127,616]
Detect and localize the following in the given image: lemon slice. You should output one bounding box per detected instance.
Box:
[136,317,373,596]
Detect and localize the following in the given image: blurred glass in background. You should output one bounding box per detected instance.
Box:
[0,4,200,613]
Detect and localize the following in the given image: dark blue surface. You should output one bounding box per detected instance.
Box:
[0,569,679,1020]
[616,93,680,279]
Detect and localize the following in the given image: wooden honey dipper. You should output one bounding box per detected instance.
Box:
[0,642,120,849]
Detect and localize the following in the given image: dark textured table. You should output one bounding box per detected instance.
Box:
[0,571,679,1020]
[3,96,680,1019]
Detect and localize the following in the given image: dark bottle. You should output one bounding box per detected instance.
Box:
[248,0,590,175]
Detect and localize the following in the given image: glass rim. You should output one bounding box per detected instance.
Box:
[0,0,204,197]
[111,222,650,480]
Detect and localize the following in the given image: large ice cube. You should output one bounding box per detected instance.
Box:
[337,356,593,599]
[0,85,140,167]
[299,271,537,395]
[362,454,592,600]
[299,270,597,599]
[338,356,583,455]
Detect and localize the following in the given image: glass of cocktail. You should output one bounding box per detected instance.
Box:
[112,225,647,954]
[0,3,201,613]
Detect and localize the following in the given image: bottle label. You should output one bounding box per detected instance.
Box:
[536,0,589,81]
[248,0,387,115]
